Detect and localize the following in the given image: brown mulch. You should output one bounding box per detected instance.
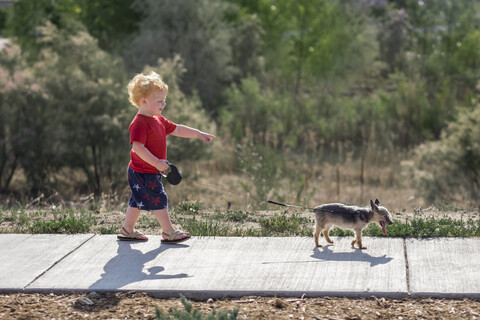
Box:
[1,291,479,319]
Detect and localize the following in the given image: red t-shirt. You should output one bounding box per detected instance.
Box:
[128,114,177,173]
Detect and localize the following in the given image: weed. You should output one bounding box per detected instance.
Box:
[138,214,159,228]
[179,216,232,236]
[259,214,312,236]
[155,294,238,319]
[99,225,118,234]
[361,216,480,238]
[237,143,284,209]
[175,201,203,215]
[29,210,92,234]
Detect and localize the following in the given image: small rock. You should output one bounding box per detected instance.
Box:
[77,297,94,305]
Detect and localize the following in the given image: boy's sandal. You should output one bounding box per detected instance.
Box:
[161,230,191,244]
[117,227,148,242]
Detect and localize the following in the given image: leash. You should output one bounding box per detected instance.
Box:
[267,200,314,211]
[191,181,313,210]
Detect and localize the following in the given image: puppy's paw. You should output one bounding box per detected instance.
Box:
[356,243,367,249]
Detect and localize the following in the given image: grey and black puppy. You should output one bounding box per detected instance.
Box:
[313,199,393,249]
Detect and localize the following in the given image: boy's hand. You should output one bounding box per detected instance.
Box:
[156,159,170,172]
[199,132,216,143]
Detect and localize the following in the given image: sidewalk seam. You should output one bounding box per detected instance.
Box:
[23,234,96,290]
[403,238,411,296]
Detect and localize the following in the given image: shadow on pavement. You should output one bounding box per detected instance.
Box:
[311,245,393,267]
[89,241,190,290]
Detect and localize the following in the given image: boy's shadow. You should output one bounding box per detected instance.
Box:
[89,241,190,290]
[311,245,393,267]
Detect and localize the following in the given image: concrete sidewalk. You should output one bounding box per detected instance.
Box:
[0,235,478,299]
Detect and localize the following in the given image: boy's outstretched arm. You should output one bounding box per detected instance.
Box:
[172,125,216,143]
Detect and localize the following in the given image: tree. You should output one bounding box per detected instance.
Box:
[32,22,130,196]
[124,0,237,116]
[0,21,130,197]
[5,0,80,58]
[240,0,378,93]
[74,0,141,53]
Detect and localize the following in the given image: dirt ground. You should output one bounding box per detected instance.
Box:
[1,291,479,319]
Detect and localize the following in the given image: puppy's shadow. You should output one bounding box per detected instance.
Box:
[311,245,393,267]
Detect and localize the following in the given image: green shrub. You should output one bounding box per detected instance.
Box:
[155,294,238,320]
[415,104,480,204]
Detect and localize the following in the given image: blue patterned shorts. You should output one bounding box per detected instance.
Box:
[127,166,168,211]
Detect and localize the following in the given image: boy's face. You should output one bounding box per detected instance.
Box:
[139,88,167,116]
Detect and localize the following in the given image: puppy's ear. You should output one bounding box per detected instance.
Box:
[370,199,379,211]
[375,199,380,205]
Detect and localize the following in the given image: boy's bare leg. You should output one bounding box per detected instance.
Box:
[154,208,189,240]
[120,206,147,239]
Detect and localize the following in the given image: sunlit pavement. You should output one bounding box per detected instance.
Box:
[0,235,478,299]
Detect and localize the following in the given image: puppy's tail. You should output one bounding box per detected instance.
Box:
[267,200,314,210]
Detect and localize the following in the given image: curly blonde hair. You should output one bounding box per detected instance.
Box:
[127,71,168,107]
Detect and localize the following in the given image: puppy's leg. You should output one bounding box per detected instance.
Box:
[353,229,366,249]
[314,223,322,247]
[323,226,334,244]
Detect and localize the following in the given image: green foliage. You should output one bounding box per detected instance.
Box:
[221,77,297,148]
[28,209,93,234]
[362,214,480,238]
[236,143,285,209]
[5,0,81,58]
[0,7,7,33]
[219,210,252,223]
[99,225,118,235]
[2,0,480,205]
[259,214,312,236]
[0,22,130,196]
[155,294,238,320]
[125,0,236,115]
[377,7,411,74]
[74,0,141,52]
[174,200,204,215]
[249,0,378,91]
[415,104,480,205]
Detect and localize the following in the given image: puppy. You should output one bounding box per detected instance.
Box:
[313,199,393,249]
